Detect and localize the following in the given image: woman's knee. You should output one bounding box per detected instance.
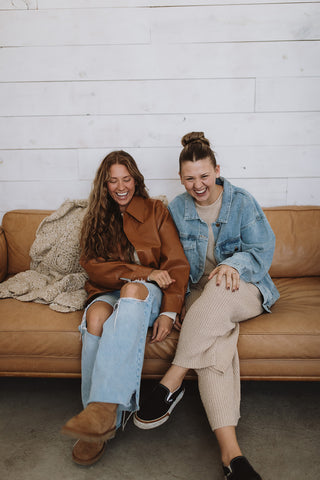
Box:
[86,301,113,336]
[120,282,148,300]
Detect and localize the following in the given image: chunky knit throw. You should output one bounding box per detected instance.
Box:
[0,199,89,312]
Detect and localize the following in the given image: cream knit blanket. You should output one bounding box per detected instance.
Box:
[0,199,89,312]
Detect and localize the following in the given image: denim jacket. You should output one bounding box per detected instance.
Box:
[168,178,280,312]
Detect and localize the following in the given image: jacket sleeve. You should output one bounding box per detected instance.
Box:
[155,202,190,313]
[219,197,275,283]
[81,200,190,313]
[80,257,154,291]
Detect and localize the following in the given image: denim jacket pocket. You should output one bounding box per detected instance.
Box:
[217,237,241,258]
[180,237,196,251]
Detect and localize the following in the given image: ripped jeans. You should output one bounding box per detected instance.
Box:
[79,280,163,428]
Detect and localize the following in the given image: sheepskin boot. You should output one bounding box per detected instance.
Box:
[61,402,117,442]
[72,439,106,466]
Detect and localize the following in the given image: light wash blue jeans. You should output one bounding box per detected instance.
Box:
[79,280,163,429]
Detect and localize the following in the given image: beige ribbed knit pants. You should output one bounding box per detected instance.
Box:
[173,276,263,431]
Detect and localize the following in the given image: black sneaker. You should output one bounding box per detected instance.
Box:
[133,383,185,429]
[223,456,262,480]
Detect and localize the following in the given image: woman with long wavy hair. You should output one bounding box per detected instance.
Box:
[61,150,189,466]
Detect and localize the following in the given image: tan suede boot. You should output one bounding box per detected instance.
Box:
[72,439,106,466]
[61,402,117,442]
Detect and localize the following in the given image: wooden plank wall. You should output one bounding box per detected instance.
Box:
[0,1,319,220]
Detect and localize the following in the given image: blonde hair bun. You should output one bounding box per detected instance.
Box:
[181,132,210,147]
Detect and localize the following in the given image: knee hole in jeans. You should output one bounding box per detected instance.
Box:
[120,282,148,300]
[86,301,114,335]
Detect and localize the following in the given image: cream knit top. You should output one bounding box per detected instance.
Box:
[195,191,223,276]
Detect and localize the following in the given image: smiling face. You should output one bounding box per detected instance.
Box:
[107,163,136,212]
[180,157,221,206]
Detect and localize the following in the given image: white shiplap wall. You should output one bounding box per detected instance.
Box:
[0,1,320,222]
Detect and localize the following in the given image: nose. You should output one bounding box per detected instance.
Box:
[118,180,126,191]
[194,178,203,189]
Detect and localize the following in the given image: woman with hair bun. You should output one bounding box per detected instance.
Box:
[61,150,189,465]
[134,133,279,480]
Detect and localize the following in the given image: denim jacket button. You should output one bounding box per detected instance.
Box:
[216,222,220,227]
[234,247,239,251]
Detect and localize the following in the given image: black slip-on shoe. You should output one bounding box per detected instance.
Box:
[223,456,262,480]
[133,383,185,430]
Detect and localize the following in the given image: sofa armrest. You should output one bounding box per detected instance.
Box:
[0,226,8,282]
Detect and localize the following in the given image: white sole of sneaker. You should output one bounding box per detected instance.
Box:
[133,389,185,430]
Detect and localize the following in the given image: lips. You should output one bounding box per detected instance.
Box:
[194,188,207,195]
[116,192,129,198]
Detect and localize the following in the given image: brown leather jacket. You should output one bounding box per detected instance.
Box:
[80,196,190,314]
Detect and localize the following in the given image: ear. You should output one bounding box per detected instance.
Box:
[215,165,221,177]
[179,171,183,184]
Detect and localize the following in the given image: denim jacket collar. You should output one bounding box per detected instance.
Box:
[183,177,232,224]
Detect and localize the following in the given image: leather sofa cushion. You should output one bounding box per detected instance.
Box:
[0,277,319,377]
[0,228,7,282]
[2,210,51,275]
[0,300,82,357]
[237,277,320,360]
[265,206,320,277]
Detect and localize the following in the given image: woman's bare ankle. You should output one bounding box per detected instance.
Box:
[160,380,181,393]
[160,366,188,393]
[221,449,242,467]
[215,426,242,466]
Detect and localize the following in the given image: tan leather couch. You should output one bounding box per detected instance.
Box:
[0,206,319,381]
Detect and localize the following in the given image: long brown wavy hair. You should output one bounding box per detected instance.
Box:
[81,150,149,261]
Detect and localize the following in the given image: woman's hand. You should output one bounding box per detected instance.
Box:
[150,314,173,343]
[208,264,240,292]
[148,269,176,289]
